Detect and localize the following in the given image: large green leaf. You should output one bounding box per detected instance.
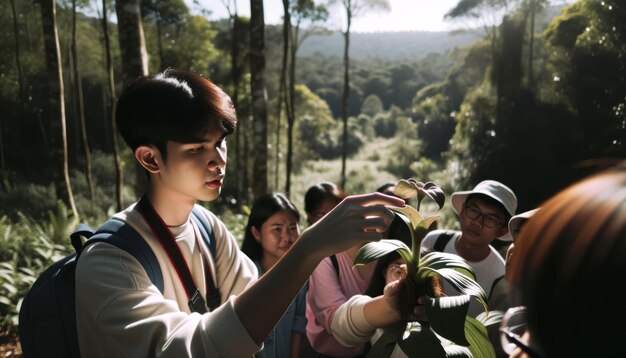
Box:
[388,206,439,262]
[366,321,406,358]
[418,252,477,281]
[465,316,496,358]
[388,209,419,265]
[353,239,411,266]
[419,267,488,313]
[425,295,471,346]
[397,322,447,358]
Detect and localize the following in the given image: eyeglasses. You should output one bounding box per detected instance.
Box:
[500,306,541,358]
[463,204,503,229]
[385,264,406,282]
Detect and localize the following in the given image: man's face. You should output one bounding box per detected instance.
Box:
[158,121,227,203]
[459,198,508,247]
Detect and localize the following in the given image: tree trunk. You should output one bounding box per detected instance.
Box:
[277,0,290,192]
[103,0,124,211]
[8,0,24,178]
[116,0,149,202]
[527,0,536,89]
[10,0,24,120]
[231,15,246,201]
[156,18,165,69]
[286,21,298,198]
[340,2,352,189]
[250,0,269,199]
[115,0,149,86]
[72,0,95,200]
[40,0,79,220]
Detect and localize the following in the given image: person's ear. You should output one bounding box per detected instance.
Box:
[251,226,262,243]
[135,145,161,173]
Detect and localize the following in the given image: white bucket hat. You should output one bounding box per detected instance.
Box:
[451,180,517,219]
[506,208,539,242]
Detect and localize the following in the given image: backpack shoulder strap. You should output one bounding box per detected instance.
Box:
[190,206,220,310]
[190,206,217,259]
[86,219,165,293]
[329,254,340,278]
[434,230,457,252]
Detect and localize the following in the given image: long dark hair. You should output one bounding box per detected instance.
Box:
[241,192,300,262]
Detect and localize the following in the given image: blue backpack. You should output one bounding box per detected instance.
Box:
[18,207,216,358]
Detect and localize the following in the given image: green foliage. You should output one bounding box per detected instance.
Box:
[384,117,422,179]
[361,94,384,117]
[0,204,76,332]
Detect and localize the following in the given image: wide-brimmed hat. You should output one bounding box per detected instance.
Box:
[506,208,539,242]
[451,180,517,218]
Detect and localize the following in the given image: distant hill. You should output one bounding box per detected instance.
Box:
[297,3,568,61]
[298,30,482,60]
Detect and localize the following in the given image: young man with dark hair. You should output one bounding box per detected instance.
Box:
[75,70,404,357]
[421,180,517,317]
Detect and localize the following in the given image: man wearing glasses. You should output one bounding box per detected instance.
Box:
[421,180,517,317]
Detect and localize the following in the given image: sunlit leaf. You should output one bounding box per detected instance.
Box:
[465,316,496,358]
[388,205,424,229]
[425,295,471,346]
[419,252,477,281]
[444,345,473,357]
[388,206,438,260]
[397,322,447,358]
[476,310,504,327]
[393,179,421,200]
[0,296,12,307]
[2,282,18,295]
[353,240,410,266]
[419,267,488,313]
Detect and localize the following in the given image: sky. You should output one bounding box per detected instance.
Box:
[188,0,468,33]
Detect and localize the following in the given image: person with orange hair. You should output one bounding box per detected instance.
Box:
[503,163,626,358]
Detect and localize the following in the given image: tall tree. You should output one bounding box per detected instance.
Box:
[283,0,328,196]
[71,0,95,199]
[338,0,389,188]
[250,0,268,199]
[116,0,149,85]
[10,0,24,120]
[116,0,149,204]
[40,0,79,219]
[7,0,24,178]
[102,0,124,211]
[221,0,247,200]
[275,0,291,191]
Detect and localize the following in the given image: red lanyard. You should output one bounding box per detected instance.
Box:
[137,196,209,313]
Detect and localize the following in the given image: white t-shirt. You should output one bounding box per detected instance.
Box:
[421,230,505,317]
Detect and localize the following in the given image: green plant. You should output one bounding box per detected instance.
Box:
[0,203,76,333]
[354,178,495,358]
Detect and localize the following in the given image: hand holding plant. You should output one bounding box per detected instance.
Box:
[353,179,496,358]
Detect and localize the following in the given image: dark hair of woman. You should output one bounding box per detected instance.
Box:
[241,192,300,262]
[304,181,346,215]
